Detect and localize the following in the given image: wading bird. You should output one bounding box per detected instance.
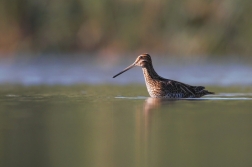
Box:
[113,54,213,98]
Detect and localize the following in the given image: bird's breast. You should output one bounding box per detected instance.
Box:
[142,67,165,97]
[144,78,165,97]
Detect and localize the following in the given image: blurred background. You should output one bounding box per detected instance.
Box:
[1,1,252,167]
[0,0,252,84]
[1,0,252,86]
[1,0,252,56]
[1,0,252,85]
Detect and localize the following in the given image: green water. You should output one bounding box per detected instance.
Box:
[1,85,252,167]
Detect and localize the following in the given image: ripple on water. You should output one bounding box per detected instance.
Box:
[115,93,252,100]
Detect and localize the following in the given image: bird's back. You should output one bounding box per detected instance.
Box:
[147,78,214,98]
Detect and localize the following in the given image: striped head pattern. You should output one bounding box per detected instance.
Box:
[112,53,152,78]
[134,53,152,67]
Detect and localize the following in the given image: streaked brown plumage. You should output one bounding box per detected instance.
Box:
[113,53,214,98]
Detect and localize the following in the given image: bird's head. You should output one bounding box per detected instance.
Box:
[112,53,152,78]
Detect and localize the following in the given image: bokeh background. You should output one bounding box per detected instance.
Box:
[1,1,252,167]
[1,0,252,56]
[1,0,252,86]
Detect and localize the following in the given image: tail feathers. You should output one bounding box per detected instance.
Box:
[206,91,214,95]
[194,86,214,95]
[194,86,205,92]
[194,88,214,97]
[200,90,214,96]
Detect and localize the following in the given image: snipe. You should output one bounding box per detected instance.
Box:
[113,53,214,98]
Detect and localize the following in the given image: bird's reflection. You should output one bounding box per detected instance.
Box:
[135,98,177,166]
[143,98,177,135]
[144,97,177,112]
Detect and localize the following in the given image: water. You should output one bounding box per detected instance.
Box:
[0,55,252,166]
[0,55,252,86]
[1,85,252,167]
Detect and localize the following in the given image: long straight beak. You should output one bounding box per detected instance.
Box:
[113,63,135,78]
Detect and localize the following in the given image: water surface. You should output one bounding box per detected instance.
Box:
[0,85,252,167]
[1,55,252,86]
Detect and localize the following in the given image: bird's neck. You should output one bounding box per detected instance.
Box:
[142,63,161,97]
[142,63,160,81]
